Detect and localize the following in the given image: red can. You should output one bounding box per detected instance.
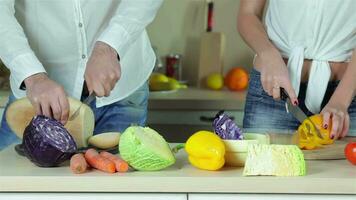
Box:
[165,54,182,80]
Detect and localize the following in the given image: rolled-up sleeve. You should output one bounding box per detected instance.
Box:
[0,0,46,90]
[97,0,163,58]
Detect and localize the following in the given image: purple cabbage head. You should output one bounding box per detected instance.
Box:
[22,115,77,167]
[213,111,243,140]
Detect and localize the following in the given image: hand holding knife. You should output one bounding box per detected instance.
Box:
[280,88,324,140]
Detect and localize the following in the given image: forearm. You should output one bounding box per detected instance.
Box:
[329,50,356,107]
[237,6,278,55]
[0,0,46,89]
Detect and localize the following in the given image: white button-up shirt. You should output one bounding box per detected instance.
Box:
[0,0,163,107]
[265,0,356,113]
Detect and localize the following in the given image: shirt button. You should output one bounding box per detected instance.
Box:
[78,23,83,28]
[82,55,86,59]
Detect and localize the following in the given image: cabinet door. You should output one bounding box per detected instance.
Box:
[0,193,187,200]
[189,194,355,200]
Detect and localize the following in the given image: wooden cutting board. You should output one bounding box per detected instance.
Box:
[196,1,226,88]
[197,31,226,88]
[6,97,94,148]
[269,133,350,160]
[302,139,348,160]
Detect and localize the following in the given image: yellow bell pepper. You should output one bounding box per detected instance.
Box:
[185,131,225,171]
[297,114,334,150]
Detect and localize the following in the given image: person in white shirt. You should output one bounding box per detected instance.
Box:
[238,0,356,137]
[0,0,163,150]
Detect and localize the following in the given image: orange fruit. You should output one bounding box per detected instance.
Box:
[224,67,249,91]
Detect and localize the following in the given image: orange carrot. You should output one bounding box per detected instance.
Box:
[100,151,129,173]
[84,148,116,173]
[70,153,89,174]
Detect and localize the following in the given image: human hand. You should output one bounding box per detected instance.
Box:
[24,73,69,124]
[321,99,350,139]
[255,49,298,105]
[85,41,121,97]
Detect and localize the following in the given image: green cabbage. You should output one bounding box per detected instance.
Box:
[119,126,175,171]
[243,144,306,176]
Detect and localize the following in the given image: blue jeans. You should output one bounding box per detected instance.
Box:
[243,68,356,136]
[0,83,149,150]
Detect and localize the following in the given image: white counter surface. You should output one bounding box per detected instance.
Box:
[0,143,355,194]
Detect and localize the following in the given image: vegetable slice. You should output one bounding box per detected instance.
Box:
[119,126,175,171]
[243,144,306,176]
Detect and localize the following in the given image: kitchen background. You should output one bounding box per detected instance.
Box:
[0,0,255,142]
[147,0,254,82]
[146,0,254,141]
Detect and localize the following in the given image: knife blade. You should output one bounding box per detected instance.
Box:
[14,144,119,157]
[280,88,324,140]
[68,92,96,121]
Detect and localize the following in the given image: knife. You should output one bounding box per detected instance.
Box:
[15,144,119,157]
[68,92,96,121]
[280,88,324,140]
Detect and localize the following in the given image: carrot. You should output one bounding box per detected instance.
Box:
[100,151,129,173]
[70,153,89,174]
[84,148,116,173]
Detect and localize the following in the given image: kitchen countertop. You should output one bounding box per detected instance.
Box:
[0,88,246,110]
[149,88,246,110]
[0,138,355,194]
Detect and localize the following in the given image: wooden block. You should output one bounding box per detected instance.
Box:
[197,32,225,87]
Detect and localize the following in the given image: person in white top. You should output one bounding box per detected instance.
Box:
[238,0,356,137]
[0,0,163,150]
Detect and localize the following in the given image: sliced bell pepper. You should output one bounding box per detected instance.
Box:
[297,114,334,150]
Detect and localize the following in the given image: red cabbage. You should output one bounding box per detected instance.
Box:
[213,111,243,140]
[22,115,77,167]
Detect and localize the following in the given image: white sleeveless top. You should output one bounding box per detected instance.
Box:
[265,0,356,113]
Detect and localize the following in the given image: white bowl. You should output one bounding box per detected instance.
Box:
[223,133,270,167]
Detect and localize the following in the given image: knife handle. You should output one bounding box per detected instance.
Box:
[280,88,289,101]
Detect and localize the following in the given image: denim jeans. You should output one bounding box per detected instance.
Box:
[243,68,356,136]
[0,83,149,150]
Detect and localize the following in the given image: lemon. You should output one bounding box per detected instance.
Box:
[149,74,188,91]
[149,73,169,85]
[206,73,224,90]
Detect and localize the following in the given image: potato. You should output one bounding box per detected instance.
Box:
[88,132,120,149]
